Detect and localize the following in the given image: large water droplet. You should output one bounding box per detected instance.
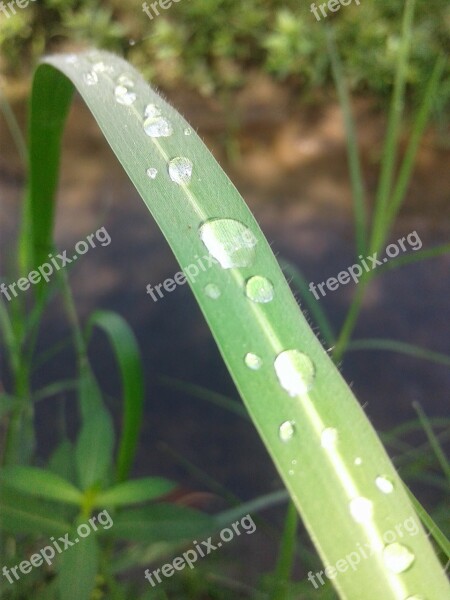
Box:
[245,276,274,303]
[168,157,193,185]
[274,350,315,396]
[83,71,98,86]
[375,476,394,494]
[349,497,373,523]
[279,421,295,442]
[244,353,262,370]
[146,167,158,179]
[198,219,258,269]
[144,103,161,118]
[143,116,173,138]
[114,85,137,106]
[383,543,415,573]
[204,283,221,299]
[321,427,338,449]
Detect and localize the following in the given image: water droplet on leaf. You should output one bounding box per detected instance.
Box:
[279,421,295,442]
[274,350,315,396]
[144,103,161,118]
[245,276,274,303]
[168,157,193,185]
[375,476,394,494]
[143,116,173,138]
[383,543,415,573]
[321,427,338,449]
[204,283,221,299]
[244,353,262,370]
[349,497,373,523]
[83,71,98,86]
[198,219,257,269]
[146,167,158,179]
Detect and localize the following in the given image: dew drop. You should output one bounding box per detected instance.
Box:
[291,459,297,465]
[245,275,274,303]
[244,353,262,370]
[321,427,338,449]
[114,85,137,106]
[92,61,114,74]
[274,350,315,396]
[117,74,134,87]
[383,543,415,574]
[144,103,161,118]
[146,167,158,179]
[349,497,373,523]
[375,476,394,494]
[198,219,258,269]
[354,457,362,466]
[279,421,295,442]
[204,283,221,299]
[288,469,295,476]
[143,116,173,138]
[168,157,193,185]
[83,71,98,86]
[184,127,192,136]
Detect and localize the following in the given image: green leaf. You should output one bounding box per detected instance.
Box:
[105,503,214,543]
[57,528,99,600]
[86,310,145,482]
[0,485,70,535]
[48,439,78,485]
[0,466,82,505]
[75,408,115,490]
[95,477,176,507]
[22,49,449,599]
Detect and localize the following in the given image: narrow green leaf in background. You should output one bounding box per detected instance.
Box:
[57,529,99,600]
[75,407,114,491]
[0,466,82,504]
[95,477,176,507]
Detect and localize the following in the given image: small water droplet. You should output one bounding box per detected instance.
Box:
[117,74,134,87]
[354,457,362,466]
[198,219,258,269]
[146,167,158,179]
[65,54,78,65]
[375,476,394,494]
[245,275,274,303]
[184,127,192,136]
[321,427,338,449]
[244,353,262,370]
[383,543,415,573]
[83,71,98,86]
[288,469,295,476]
[204,283,221,299]
[114,85,137,106]
[291,459,297,465]
[144,103,161,118]
[274,350,315,396]
[129,39,136,46]
[349,497,373,523]
[168,157,193,185]
[279,421,295,442]
[143,116,173,138]
[93,61,113,74]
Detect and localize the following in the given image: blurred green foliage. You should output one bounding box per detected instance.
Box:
[0,0,449,115]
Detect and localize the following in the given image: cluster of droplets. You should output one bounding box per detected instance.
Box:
[114,74,137,106]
